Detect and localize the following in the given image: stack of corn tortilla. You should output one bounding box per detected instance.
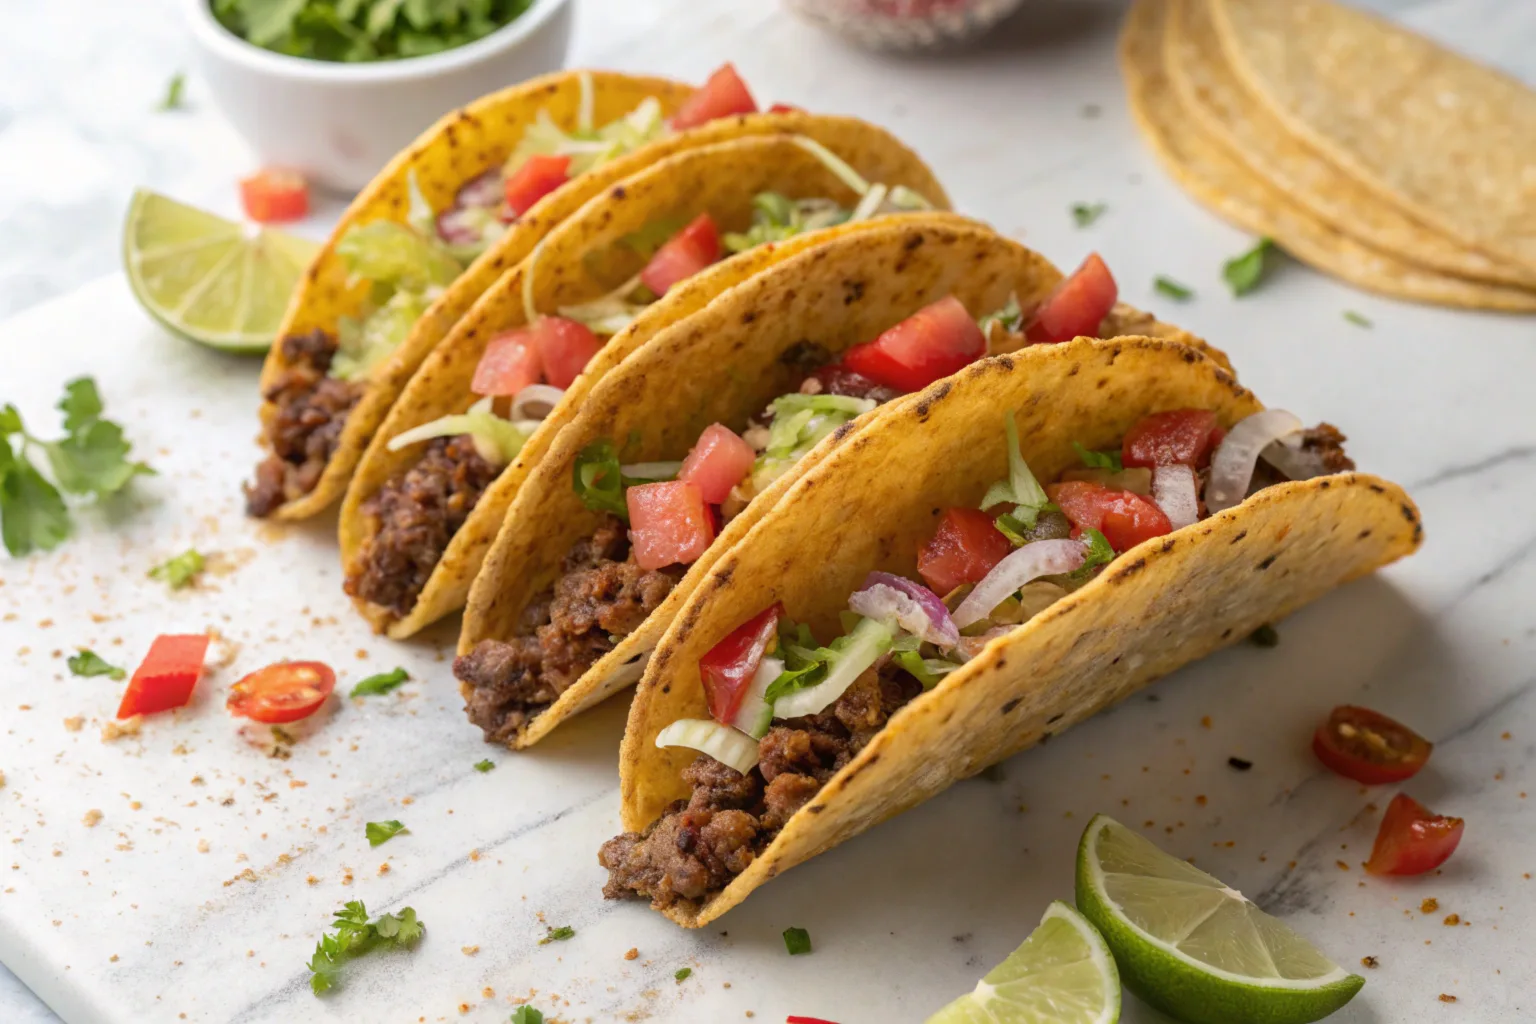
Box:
[1120,0,1536,311]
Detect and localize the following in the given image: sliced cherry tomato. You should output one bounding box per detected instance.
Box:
[841,296,987,393]
[917,507,1013,596]
[116,634,211,719]
[1365,793,1464,876]
[503,153,571,219]
[640,212,722,296]
[767,103,804,114]
[533,315,601,388]
[472,329,543,396]
[1312,705,1432,785]
[227,661,337,724]
[627,480,716,570]
[701,603,785,725]
[1047,480,1172,552]
[671,63,758,130]
[1122,409,1223,470]
[239,168,309,224]
[680,423,755,505]
[1025,253,1118,344]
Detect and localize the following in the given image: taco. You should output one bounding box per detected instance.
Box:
[598,336,1421,926]
[338,131,954,638]
[242,63,916,519]
[451,220,1228,749]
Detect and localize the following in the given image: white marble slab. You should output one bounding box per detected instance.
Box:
[3,0,1535,1022]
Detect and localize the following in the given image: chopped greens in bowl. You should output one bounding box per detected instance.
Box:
[211,0,537,63]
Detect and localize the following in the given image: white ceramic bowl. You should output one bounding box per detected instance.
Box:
[184,0,575,192]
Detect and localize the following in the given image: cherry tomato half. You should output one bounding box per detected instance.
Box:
[227,661,336,724]
[1365,793,1464,876]
[1313,705,1432,785]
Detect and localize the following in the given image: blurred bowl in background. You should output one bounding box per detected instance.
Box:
[183,0,574,192]
[785,0,1025,50]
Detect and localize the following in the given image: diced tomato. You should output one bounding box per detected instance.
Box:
[917,507,1013,596]
[239,168,309,224]
[627,480,716,570]
[1122,409,1222,469]
[700,603,784,725]
[1025,253,1118,344]
[680,423,755,504]
[1365,793,1464,876]
[1313,706,1432,785]
[116,634,211,719]
[472,329,543,396]
[767,103,804,114]
[227,661,336,725]
[640,213,721,296]
[533,316,601,388]
[671,63,758,130]
[503,153,571,218]
[841,296,987,393]
[1047,480,1172,553]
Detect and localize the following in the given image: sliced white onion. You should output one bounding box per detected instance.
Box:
[1152,464,1200,530]
[771,617,894,720]
[619,461,682,481]
[577,70,595,134]
[849,572,959,650]
[848,182,889,223]
[1205,409,1304,513]
[655,719,759,774]
[731,655,782,740]
[887,185,934,211]
[510,383,565,422]
[789,135,871,196]
[952,539,1087,630]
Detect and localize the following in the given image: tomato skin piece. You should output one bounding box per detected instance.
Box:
[1025,253,1118,344]
[239,168,309,224]
[534,316,601,388]
[680,423,756,504]
[116,634,211,718]
[671,63,758,130]
[640,213,722,296]
[841,296,987,393]
[627,480,716,570]
[503,153,571,218]
[917,507,1013,595]
[227,661,337,725]
[1047,480,1172,552]
[1122,409,1222,469]
[786,1018,840,1024]
[700,603,784,725]
[1365,793,1464,876]
[1312,705,1432,785]
[472,329,543,396]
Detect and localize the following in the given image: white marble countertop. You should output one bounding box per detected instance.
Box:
[3,1,1535,1022]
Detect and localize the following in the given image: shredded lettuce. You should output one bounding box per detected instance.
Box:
[1072,441,1123,471]
[337,220,461,294]
[405,171,437,239]
[751,393,875,491]
[385,398,534,466]
[558,273,653,336]
[980,414,1050,525]
[572,438,628,518]
[977,295,1023,336]
[723,192,850,253]
[333,289,433,381]
[892,650,954,690]
[505,96,667,179]
[765,616,895,719]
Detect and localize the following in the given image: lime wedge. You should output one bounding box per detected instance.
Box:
[123,189,318,354]
[925,901,1119,1024]
[1076,815,1363,1024]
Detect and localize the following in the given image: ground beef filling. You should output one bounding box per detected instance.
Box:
[245,330,364,517]
[598,665,921,911]
[343,435,499,619]
[455,516,682,744]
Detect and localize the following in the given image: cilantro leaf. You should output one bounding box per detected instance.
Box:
[0,405,23,437]
[977,295,1023,336]
[782,926,813,955]
[68,649,126,680]
[539,925,575,945]
[572,439,628,518]
[149,549,205,590]
[1072,441,1122,471]
[159,72,186,111]
[350,667,409,697]
[511,1007,545,1024]
[980,414,1049,523]
[306,899,424,995]
[1070,529,1115,580]
[1223,238,1273,297]
[1153,275,1194,301]
[674,967,692,982]
[58,379,104,433]
[373,906,422,942]
[0,457,70,557]
[44,419,153,497]
[1071,201,1106,227]
[365,820,408,846]
[474,759,495,772]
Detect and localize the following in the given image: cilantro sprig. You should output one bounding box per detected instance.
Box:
[0,378,152,557]
[365,820,408,846]
[539,925,575,945]
[68,649,126,680]
[307,900,423,994]
[511,1007,544,1024]
[212,0,536,64]
[149,549,204,590]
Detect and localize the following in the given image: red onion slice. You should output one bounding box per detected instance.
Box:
[1205,409,1303,513]
[437,206,485,246]
[456,169,505,211]
[849,572,959,649]
[952,539,1086,630]
[509,383,564,422]
[1152,464,1199,530]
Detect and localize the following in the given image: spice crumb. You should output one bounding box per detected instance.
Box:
[461,946,479,956]
[101,717,142,742]
[624,948,639,961]
[1200,715,1212,729]
[1361,956,1378,968]
[1336,860,1350,871]
[1421,897,1440,914]
[82,810,102,828]
[1443,913,1460,926]
[63,716,84,733]
[196,839,210,853]
[1439,994,1457,1003]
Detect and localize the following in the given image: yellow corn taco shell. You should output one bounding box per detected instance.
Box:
[340,131,954,637]
[455,221,1224,749]
[616,337,1421,927]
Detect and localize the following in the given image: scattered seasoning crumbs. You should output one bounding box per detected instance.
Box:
[1439,994,1457,1003]
[159,71,186,111]
[783,926,812,955]
[1227,757,1253,771]
[1421,898,1439,914]
[1071,201,1106,227]
[624,947,639,961]
[461,945,479,956]
[511,1007,544,1024]
[149,549,205,590]
[1343,310,1372,328]
[1443,914,1460,926]
[1248,623,1279,647]
[539,925,575,945]
[365,820,408,847]
[473,759,495,773]
[350,667,409,698]
[675,967,692,982]
[1223,237,1273,296]
[306,900,423,994]
[1153,275,1194,301]
[68,649,125,680]
[1361,956,1378,968]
